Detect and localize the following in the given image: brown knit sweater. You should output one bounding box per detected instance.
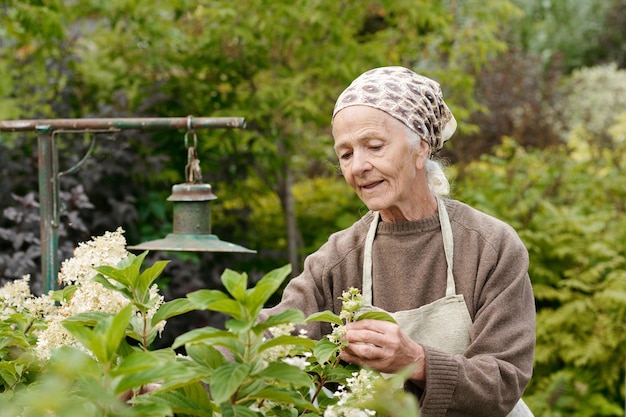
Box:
[262,198,536,417]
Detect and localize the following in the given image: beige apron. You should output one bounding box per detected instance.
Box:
[361,198,533,416]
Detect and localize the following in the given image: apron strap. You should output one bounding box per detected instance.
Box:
[362,211,379,303]
[437,198,456,297]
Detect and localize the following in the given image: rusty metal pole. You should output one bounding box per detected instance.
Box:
[0,117,246,293]
[0,117,245,132]
[36,125,60,293]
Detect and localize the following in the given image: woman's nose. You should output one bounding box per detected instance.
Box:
[351,150,372,175]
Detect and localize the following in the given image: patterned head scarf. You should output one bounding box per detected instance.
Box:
[332,66,457,155]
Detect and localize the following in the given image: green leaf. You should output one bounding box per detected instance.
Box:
[92,273,122,291]
[247,387,318,411]
[186,289,233,310]
[138,260,170,295]
[0,363,18,388]
[226,319,255,334]
[120,403,174,416]
[210,362,250,404]
[354,311,397,324]
[93,266,131,288]
[137,384,213,416]
[104,304,134,363]
[185,343,227,370]
[94,251,148,289]
[322,363,361,384]
[257,362,312,387]
[186,288,245,319]
[63,304,133,365]
[203,299,245,320]
[313,339,340,365]
[112,350,176,394]
[220,269,248,301]
[61,311,111,327]
[62,321,103,362]
[48,345,101,375]
[151,298,196,326]
[172,327,239,350]
[220,403,259,417]
[116,338,138,358]
[114,354,208,396]
[246,264,292,312]
[306,310,342,326]
[253,309,306,334]
[258,335,316,354]
[49,285,77,303]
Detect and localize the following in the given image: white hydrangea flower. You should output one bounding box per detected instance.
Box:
[281,352,312,370]
[260,323,296,363]
[328,323,346,345]
[249,400,277,415]
[339,288,364,314]
[344,370,377,400]
[328,287,365,347]
[146,285,166,334]
[36,279,129,361]
[57,227,128,287]
[268,323,295,338]
[324,369,378,417]
[0,275,56,320]
[34,227,163,361]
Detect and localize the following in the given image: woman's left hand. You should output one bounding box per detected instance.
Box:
[339,319,425,384]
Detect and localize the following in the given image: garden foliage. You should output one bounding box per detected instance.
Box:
[2,1,626,416]
[0,230,418,417]
[455,134,626,415]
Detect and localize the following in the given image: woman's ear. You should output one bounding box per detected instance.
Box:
[414,139,430,169]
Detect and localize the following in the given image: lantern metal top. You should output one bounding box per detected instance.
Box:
[128,234,255,253]
[167,183,217,202]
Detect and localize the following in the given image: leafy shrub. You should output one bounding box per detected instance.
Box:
[0,229,418,417]
[455,135,626,416]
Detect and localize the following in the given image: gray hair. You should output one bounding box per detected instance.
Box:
[404,129,449,196]
[425,159,450,196]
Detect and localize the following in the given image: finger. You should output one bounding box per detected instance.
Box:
[339,344,378,367]
[345,319,395,333]
[344,327,391,348]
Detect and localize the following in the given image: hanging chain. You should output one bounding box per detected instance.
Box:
[184,126,203,184]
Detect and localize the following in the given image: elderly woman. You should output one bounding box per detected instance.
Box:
[262,67,535,417]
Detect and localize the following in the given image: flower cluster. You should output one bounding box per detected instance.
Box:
[0,275,55,320]
[33,228,165,360]
[328,287,364,344]
[261,322,309,364]
[324,369,378,417]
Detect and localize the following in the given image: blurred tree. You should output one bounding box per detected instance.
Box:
[448,46,565,163]
[593,0,626,69]
[0,0,521,282]
[509,0,623,72]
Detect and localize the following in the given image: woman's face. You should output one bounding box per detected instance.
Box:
[332,106,431,221]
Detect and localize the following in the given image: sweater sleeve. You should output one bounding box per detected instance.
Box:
[259,235,347,340]
[260,260,327,340]
[416,222,536,417]
[260,217,369,340]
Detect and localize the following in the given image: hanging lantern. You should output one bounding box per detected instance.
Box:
[128,126,255,253]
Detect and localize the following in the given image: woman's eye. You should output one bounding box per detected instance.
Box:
[340,152,352,160]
